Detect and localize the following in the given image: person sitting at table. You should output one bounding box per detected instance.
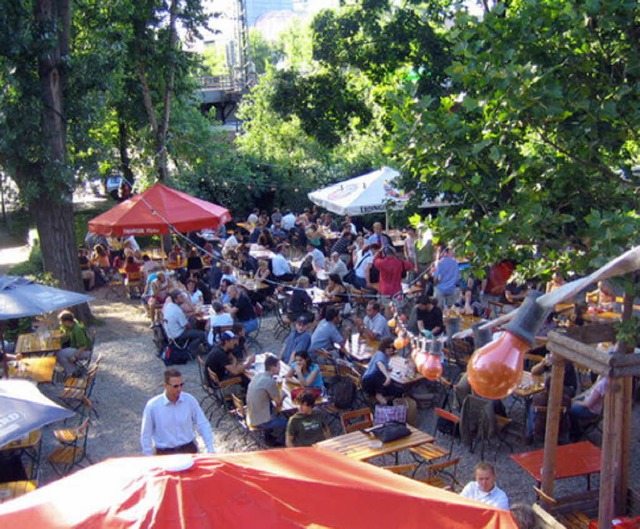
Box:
[269,222,287,242]
[281,315,312,364]
[285,391,330,447]
[306,242,325,270]
[330,230,353,259]
[288,277,313,322]
[205,301,234,346]
[122,255,143,298]
[186,247,203,276]
[78,247,95,291]
[408,296,443,336]
[356,301,391,341]
[222,231,241,256]
[366,222,392,248]
[362,337,403,405]
[230,323,249,361]
[216,278,234,304]
[201,242,215,268]
[185,277,204,307]
[286,350,325,398]
[205,330,254,387]
[373,245,414,298]
[325,274,347,304]
[90,243,111,269]
[246,354,287,445]
[327,251,348,280]
[168,243,186,267]
[569,375,608,441]
[460,462,509,510]
[163,290,206,356]
[305,224,324,252]
[146,271,171,322]
[585,279,616,311]
[258,227,276,249]
[227,284,259,334]
[309,307,347,361]
[528,375,572,444]
[530,351,577,398]
[140,255,158,282]
[237,247,258,276]
[56,310,93,377]
[272,244,295,283]
[545,268,566,294]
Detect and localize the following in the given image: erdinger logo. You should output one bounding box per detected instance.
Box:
[383,180,410,201]
[327,184,358,201]
[0,411,23,435]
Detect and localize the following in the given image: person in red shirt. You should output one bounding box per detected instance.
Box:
[373,246,414,297]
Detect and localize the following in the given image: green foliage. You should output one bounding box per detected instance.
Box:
[392,0,640,276]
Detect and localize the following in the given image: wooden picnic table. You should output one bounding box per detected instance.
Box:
[314,424,435,462]
[16,332,63,356]
[249,244,276,260]
[8,357,57,384]
[236,278,269,292]
[344,333,378,363]
[511,440,601,486]
[0,481,37,503]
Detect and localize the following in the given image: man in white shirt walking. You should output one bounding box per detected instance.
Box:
[140,368,214,455]
[460,462,509,510]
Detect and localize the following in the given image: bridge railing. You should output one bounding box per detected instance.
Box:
[197,75,244,91]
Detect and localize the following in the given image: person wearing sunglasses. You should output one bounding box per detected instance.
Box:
[140,368,214,455]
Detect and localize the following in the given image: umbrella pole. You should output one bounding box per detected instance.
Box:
[1,323,7,378]
[161,237,166,267]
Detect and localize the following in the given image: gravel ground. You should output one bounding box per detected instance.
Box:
[35,291,640,510]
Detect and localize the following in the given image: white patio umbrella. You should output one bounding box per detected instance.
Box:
[308,166,452,220]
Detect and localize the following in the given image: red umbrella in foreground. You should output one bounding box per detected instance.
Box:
[88,183,231,237]
[0,448,516,529]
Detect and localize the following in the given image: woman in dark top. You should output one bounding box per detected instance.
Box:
[288,276,313,321]
[186,247,203,275]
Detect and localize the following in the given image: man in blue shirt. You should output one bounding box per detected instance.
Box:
[309,307,346,361]
[280,316,312,364]
[434,247,460,308]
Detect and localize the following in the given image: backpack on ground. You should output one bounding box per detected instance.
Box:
[331,375,356,409]
[162,342,190,365]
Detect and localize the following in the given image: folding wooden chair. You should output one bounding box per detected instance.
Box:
[206,366,242,426]
[228,394,268,450]
[47,416,92,476]
[340,407,373,434]
[417,457,461,491]
[431,406,461,454]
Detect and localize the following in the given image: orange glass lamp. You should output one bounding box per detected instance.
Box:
[388,318,397,329]
[393,336,405,350]
[468,291,546,400]
[420,340,443,381]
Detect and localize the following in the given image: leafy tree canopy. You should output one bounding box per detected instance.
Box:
[393,0,640,277]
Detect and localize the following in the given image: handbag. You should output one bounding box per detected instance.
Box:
[369,421,411,443]
[343,269,356,285]
[374,404,407,425]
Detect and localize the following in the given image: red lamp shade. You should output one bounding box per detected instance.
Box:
[467,331,528,399]
[420,353,443,381]
[412,350,428,372]
[468,291,546,400]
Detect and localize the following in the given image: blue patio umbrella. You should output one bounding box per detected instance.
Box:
[0,275,92,320]
[0,379,74,447]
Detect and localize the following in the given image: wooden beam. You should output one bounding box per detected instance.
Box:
[562,324,617,344]
[598,377,623,528]
[541,358,566,497]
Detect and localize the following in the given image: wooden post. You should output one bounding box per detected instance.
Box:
[598,377,622,528]
[617,290,635,514]
[541,357,566,497]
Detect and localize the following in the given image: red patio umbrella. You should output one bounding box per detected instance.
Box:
[88,183,231,237]
[0,448,517,529]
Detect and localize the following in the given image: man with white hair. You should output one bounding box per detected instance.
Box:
[327,251,348,280]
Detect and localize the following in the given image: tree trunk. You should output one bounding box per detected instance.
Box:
[118,121,135,186]
[33,0,91,321]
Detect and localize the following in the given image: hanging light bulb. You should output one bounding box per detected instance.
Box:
[412,347,428,372]
[388,318,397,328]
[393,336,405,350]
[468,291,547,400]
[419,339,443,381]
